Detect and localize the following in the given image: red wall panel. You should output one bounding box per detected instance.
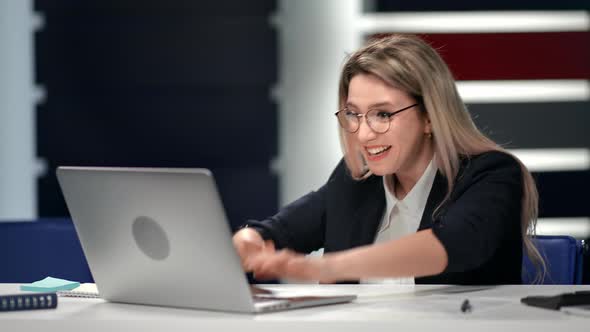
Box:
[373,32,590,80]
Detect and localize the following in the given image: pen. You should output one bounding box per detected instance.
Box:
[461,299,472,313]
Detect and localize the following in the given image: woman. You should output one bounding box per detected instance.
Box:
[232,34,543,284]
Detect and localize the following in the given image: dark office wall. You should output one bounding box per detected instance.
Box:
[35,0,278,230]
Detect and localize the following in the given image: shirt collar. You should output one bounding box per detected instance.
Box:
[382,158,438,217]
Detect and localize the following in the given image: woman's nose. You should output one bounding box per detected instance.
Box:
[356,116,377,143]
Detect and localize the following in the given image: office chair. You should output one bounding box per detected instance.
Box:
[0,218,93,283]
[522,235,586,284]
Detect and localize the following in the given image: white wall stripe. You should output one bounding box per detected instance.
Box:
[0,0,38,220]
[276,0,362,205]
[359,11,590,34]
[536,217,590,240]
[457,80,590,103]
[509,148,590,172]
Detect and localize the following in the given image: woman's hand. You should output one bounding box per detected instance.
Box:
[235,229,447,282]
[232,227,275,272]
[247,249,337,283]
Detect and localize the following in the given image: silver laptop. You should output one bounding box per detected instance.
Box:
[56,166,356,313]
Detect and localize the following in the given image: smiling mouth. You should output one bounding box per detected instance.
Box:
[366,146,391,156]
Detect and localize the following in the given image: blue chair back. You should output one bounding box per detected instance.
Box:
[522,235,585,284]
[0,218,93,283]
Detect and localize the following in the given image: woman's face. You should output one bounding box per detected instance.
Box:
[345,74,432,176]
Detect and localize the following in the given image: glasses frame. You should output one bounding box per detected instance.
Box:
[334,103,420,134]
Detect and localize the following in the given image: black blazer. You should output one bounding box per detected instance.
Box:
[247,151,524,285]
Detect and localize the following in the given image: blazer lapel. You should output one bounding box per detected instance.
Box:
[418,171,448,231]
[350,176,385,247]
[346,171,448,247]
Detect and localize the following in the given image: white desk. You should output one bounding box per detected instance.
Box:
[0,283,588,331]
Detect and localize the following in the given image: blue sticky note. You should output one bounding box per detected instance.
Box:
[20,276,80,292]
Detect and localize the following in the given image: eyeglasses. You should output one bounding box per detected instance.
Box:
[334,103,420,134]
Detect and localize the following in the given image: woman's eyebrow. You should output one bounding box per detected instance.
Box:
[345,101,393,108]
[344,102,358,109]
[368,102,395,108]
[345,101,398,110]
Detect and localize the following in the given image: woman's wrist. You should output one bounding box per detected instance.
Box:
[320,252,346,282]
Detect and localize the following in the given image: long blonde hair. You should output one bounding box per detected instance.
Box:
[337,34,545,281]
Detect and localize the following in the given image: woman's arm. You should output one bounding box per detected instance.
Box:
[326,229,447,280]
[248,151,523,282]
[248,229,447,282]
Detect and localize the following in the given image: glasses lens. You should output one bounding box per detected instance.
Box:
[337,110,359,132]
[366,110,391,133]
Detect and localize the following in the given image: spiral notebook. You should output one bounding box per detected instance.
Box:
[56,283,100,298]
[0,292,58,311]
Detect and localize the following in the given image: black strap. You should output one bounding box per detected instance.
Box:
[521,291,590,310]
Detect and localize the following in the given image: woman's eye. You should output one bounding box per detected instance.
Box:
[375,111,393,119]
[345,110,357,117]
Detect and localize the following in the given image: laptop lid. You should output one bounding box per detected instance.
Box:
[57,166,257,312]
[57,166,355,313]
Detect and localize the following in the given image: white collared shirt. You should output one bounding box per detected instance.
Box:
[360,159,438,284]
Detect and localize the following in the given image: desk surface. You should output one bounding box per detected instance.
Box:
[0,283,588,331]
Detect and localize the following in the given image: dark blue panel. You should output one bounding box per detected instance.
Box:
[39,165,278,229]
[35,0,279,222]
[0,219,93,283]
[534,171,590,218]
[375,0,589,11]
[35,16,276,87]
[211,167,278,230]
[468,102,590,149]
[37,88,277,166]
[36,0,276,16]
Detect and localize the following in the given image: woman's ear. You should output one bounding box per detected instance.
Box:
[423,112,432,135]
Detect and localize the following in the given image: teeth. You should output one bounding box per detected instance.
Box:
[367,146,391,155]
